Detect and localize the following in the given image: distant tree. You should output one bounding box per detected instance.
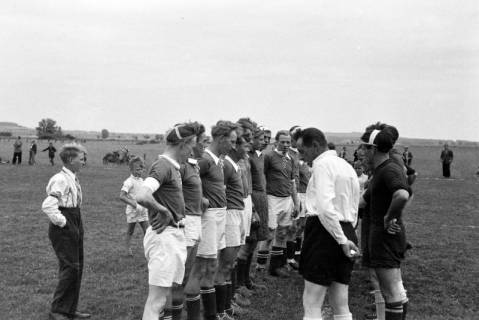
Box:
[36,118,62,140]
[64,134,76,140]
[155,134,164,142]
[0,132,12,137]
[143,134,150,140]
[101,129,109,139]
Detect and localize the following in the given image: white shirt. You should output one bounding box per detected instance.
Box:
[41,167,82,227]
[305,150,360,245]
[121,175,146,214]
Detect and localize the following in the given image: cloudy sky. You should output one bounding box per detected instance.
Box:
[1,0,478,140]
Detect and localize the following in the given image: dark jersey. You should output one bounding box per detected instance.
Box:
[264,150,295,197]
[148,157,185,223]
[198,150,226,208]
[180,159,203,216]
[249,151,266,192]
[224,156,245,210]
[364,159,411,227]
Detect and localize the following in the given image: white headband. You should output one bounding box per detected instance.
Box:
[174,126,183,139]
[368,129,380,145]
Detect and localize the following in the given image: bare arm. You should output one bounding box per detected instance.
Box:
[119,190,137,208]
[384,189,409,233]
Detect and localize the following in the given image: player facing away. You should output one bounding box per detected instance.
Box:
[136,123,199,320]
[119,156,149,255]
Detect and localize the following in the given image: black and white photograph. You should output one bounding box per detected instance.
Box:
[1,1,478,319]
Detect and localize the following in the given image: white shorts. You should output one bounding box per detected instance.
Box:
[297,193,307,219]
[184,215,202,247]
[143,226,187,287]
[225,209,244,247]
[267,195,294,229]
[243,195,253,239]
[197,207,226,258]
[125,207,148,223]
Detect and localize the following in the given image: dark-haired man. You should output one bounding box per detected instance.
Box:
[359,125,411,320]
[440,144,453,178]
[294,127,360,320]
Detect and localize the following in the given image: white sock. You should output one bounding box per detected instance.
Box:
[303,317,322,320]
[333,313,352,320]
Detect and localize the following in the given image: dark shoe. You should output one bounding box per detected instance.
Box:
[73,311,91,319]
[269,267,290,278]
[287,259,299,270]
[49,312,72,320]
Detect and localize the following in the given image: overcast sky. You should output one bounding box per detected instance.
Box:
[1,0,478,140]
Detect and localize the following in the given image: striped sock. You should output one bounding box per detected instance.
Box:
[171,298,184,320]
[385,301,403,320]
[200,287,216,320]
[286,241,296,260]
[269,247,284,271]
[185,294,201,320]
[402,300,408,320]
[374,290,385,320]
[163,308,172,320]
[257,250,269,267]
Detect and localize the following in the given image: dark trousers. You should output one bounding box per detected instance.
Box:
[48,207,84,316]
[49,156,55,166]
[442,162,451,177]
[12,152,22,164]
[29,151,36,165]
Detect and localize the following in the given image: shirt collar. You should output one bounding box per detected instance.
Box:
[289,147,299,154]
[205,148,220,165]
[225,155,239,172]
[275,148,291,160]
[255,150,262,157]
[158,154,180,169]
[187,158,198,165]
[313,150,337,164]
[61,166,77,180]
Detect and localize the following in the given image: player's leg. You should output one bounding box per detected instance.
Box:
[375,268,406,320]
[142,285,170,320]
[329,282,353,320]
[303,279,327,320]
[125,222,136,255]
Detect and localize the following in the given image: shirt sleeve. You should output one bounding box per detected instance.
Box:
[41,176,67,227]
[145,160,169,192]
[121,178,132,193]
[313,162,349,245]
[383,164,411,196]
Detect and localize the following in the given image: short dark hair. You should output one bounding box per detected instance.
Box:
[293,127,328,148]
[237,117,256,132]
[275,130,290,141]
[166,122,204,145]
[211,120,239,139]
[360,122,398,153]
[327,142,335,150]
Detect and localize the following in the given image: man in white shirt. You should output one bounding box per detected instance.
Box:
[293,128,360,320]
[41,143,91,320]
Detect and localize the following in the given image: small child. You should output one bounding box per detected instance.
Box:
[119,156,149,255]
[354,160,368,195]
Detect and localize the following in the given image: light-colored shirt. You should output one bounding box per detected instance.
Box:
[358,173,369,195]
[41,167,82,227]
[305,150,360,245]
[121,175,146,214]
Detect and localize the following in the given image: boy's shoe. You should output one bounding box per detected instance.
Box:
[217,312,235,320]
[287,259,299,270]
[228,302,248,316]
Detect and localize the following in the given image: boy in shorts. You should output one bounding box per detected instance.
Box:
[120,156,149,255]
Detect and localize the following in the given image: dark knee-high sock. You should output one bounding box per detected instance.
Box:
[200,287,216,320]
[256,250,269,268]
[231,266,237,291]
[185,294,201,320]
[224,280,233,313]
[280,247,287,267]
[385,301,403,320]
[163,308,172,320]
[269,246,283,271]
[286,241,295,260]
[214,283,227,315]
[236,258,247,287]
[245,253,254,286]
[294,237,302,260]
[171,296,184,320]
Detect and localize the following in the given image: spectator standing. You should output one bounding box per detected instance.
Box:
[29,140,38,165]
[402,147,413,166]
[12,136,22,165]
[440,144,454,178]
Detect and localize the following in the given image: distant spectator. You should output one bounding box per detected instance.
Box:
[29,140,37,165]
[339,146,347,160]
[327,142,336,150]
[12,136,22,165]
[440,144,454,178]
[402,146,413,166]
[43,142,57,166]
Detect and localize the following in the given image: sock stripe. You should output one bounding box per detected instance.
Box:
[186,294,201,302]
[171,304,184,310]
[200,288,216,294]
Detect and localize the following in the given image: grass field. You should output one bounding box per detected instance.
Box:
[1,139,478,319]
